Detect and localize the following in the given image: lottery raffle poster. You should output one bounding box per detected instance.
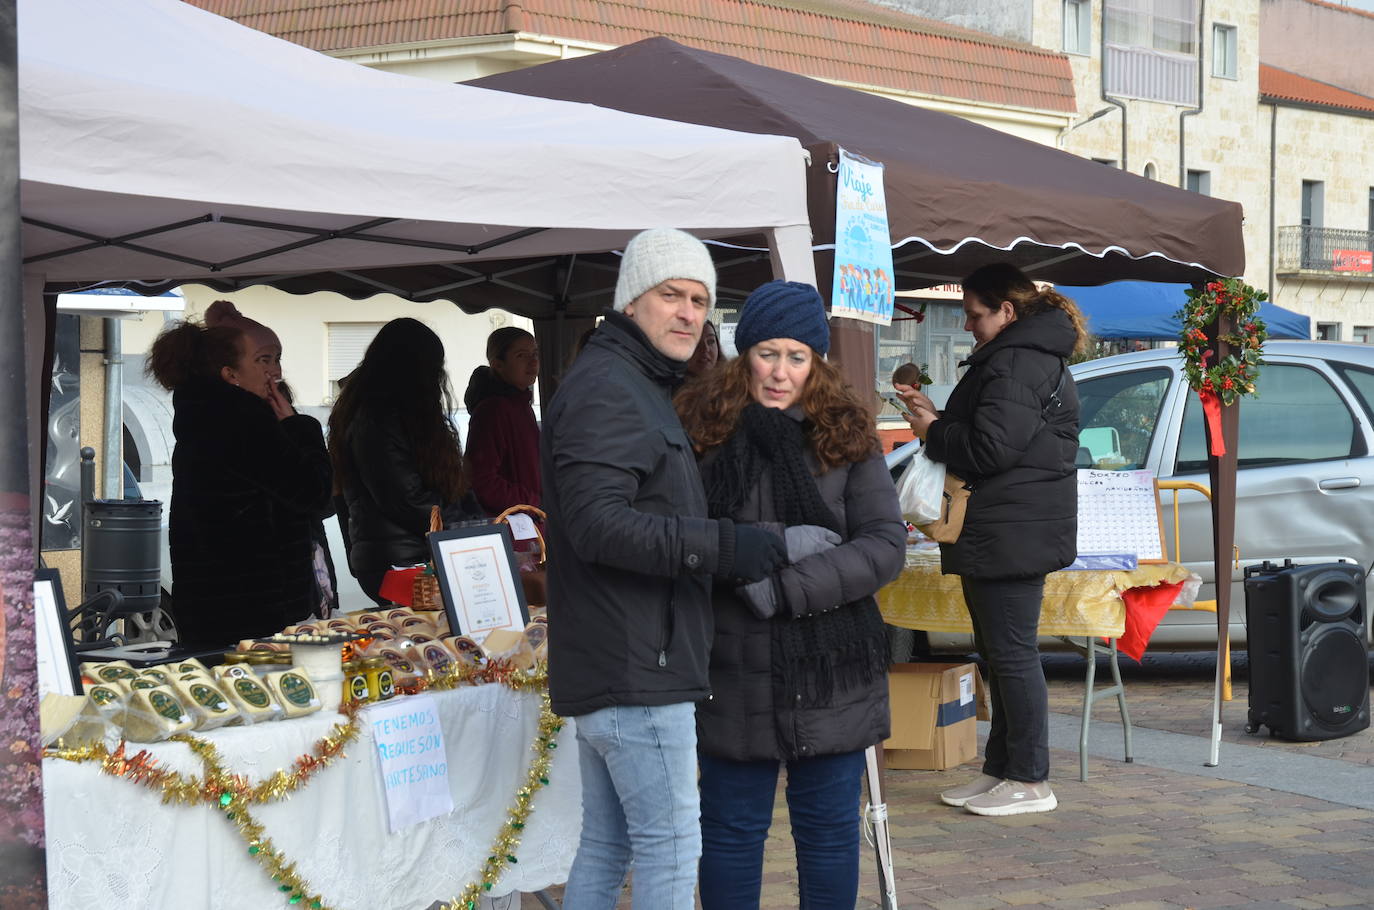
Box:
[830,148,896,327]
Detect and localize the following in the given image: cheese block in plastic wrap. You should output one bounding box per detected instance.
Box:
[222,675,284,724]
[139,667,174,687]
[41,693,116,748]
[481,628,536,670]
[525,621,549,663]
[172,658,209,676]
[86,683,127,727]
[444,635,486,668]
[127,676,161,692]
[81,661,139,687]
[173,677,240,730]
[124,685,195,742]
[262,668,322,719]
[414,641,456,675]
[213,663,255,684]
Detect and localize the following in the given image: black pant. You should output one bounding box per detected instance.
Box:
[960,575,1049,783]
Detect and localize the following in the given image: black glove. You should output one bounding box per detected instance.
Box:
[730,524,787,583]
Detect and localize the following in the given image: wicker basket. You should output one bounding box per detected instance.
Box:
[411,505,444,611]
[494,504,548,606]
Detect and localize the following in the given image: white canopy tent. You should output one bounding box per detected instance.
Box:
[16,0,815,501]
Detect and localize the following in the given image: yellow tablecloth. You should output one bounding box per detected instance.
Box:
[877,552,1193,638]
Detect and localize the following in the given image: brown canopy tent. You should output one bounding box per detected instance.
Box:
[472,37,1245,787]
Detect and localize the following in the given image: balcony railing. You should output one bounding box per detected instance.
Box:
[1276,226,1374,276]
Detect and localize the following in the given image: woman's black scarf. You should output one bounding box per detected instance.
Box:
[704,403,888,708]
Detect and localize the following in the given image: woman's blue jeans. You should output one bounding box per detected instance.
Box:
[698,749,866,910]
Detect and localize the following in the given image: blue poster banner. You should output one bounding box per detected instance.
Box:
[831,148,895,326]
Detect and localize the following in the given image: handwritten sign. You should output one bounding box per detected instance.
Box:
[370,694,453,832]
[1076,469,1166,563]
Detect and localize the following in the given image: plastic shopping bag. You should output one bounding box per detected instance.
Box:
[896,449,946,525]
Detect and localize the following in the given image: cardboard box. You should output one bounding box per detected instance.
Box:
[883,662,987,771]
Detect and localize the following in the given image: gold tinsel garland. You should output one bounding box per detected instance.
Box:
[44,661,560,909]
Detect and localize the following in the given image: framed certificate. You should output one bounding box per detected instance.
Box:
[34,568,82,696]
[427,523,530,643]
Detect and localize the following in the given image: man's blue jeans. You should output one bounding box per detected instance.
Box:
[698,749,866,910]
[562,702,701,910]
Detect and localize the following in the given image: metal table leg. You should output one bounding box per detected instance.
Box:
[1063,636,1133,781]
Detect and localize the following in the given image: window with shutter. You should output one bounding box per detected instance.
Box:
[326,322,385,397]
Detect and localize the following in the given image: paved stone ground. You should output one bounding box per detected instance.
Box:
[541,652,1374,909]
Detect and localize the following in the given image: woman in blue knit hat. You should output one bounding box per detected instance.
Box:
[676,280,905,910]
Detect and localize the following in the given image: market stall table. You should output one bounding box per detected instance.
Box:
[878,549,1196,780]
[43,682,581,910]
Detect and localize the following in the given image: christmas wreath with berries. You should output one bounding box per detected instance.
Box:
[1176,278,1268,407]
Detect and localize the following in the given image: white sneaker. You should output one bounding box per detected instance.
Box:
[963,779,1057,817]
[938,772,1002,807]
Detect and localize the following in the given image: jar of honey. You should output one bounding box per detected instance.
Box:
[343,660,370,704]
[362,658,395,702]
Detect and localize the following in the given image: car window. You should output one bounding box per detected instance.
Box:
[1075,367,1172,470]
[1331,362,1374,424]
[1176,363,1363,473]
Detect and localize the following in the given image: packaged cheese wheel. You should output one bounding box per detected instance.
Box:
[384,609,415,623]
[525,621,548,663]
[356,612,387,626]
[262,668,322,719]
[173,658,208,676]
[173,677,240,730]
[82,661,139,686]
[222,675,283,724]
[124,685,195,742]
[326,618,356,633]
[127,676,160,691]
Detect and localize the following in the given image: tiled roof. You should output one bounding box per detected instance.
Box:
[1260,64,1374,116]
[184,0,1077,113]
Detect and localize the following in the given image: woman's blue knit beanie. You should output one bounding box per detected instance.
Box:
[734,280,830,356]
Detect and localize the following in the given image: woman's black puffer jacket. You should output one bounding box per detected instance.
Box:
[696,411,906,762]
[923,308,1080,580]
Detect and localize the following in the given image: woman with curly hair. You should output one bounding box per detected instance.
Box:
[676,280,905,910]
[328,318,482,604]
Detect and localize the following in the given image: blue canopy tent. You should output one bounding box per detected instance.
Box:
[1061,282,1311,339]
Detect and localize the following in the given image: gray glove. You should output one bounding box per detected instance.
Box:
[785,525,841,561]
[737,525,842,620]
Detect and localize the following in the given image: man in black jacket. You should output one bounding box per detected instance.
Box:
[542,228,786,909]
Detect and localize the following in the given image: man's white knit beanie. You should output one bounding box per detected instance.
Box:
[612,228,717,312]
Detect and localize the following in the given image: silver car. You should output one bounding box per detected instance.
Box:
[890,340,1374,650]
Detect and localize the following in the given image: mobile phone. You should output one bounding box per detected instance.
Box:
[880,393,915,418]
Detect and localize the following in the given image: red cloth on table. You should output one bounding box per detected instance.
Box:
[378,566,424,607]
[1115,579,1187,662]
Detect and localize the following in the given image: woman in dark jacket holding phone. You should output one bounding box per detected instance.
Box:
[898,263,1086,817]
[677,281,905,910]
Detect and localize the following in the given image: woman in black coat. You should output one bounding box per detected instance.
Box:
[898,263,1086,817]
[147,305,333,648]
[328,318,482,604]
[676,281,905,910]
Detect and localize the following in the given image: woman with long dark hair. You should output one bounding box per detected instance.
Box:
[676,281,904,910]
[897,262,1086,816]
[328,318,482,604]
[146,302,332,647]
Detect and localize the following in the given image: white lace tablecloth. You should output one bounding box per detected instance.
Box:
[43,683,582,910]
